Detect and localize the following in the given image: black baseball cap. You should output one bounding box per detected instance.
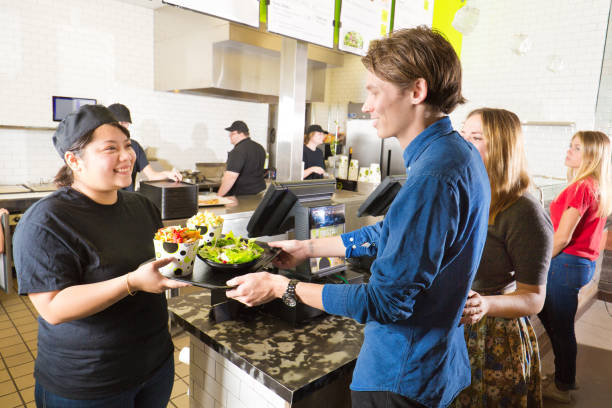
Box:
[53,104,120,158]
[306,124,326,134]
[108,103,132,123]
[225,120,249,135]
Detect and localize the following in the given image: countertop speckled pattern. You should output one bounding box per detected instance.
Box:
[167,292,364,403]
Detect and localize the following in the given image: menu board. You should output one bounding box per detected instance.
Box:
[393,0,435,30]
[163,0,260,28]
[338,0,392,55]
[267,0,335,48]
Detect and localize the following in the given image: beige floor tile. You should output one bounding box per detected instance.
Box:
[30,349,37,359]
[26,402,36,408]
[20,330,37,342]
[167,401,177,408]
[8,309,34,320]
[20,385,34,403]
[14,374,34,391]
[0,319,14,330]
[26,342,37,353]
[9,362,34,379]
[0,343,28,358]
[172,392,190,408]
[11,316,36,327]
[170,378,188,399]
[173,334,190,350]
[0,370,10,383]
[0,296,23,306]
[0,335,22,348]
[0,379,17,397]
[17,323,38,334]
[4,352,33,368]
[4,303,27,313]
[0,314,9,322]
[0,392,22,408]
[0,327,18,340]
[175,362,189,378]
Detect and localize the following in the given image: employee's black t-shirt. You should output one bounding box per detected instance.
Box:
[124,139,149,192]
[226,137,266,195]
[303,145,325,180]
[14,188,171,399]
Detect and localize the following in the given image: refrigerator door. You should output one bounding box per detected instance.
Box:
[381,137,407,177]
[345,119,381,169]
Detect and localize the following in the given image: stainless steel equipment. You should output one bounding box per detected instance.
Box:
[345,116,405,178]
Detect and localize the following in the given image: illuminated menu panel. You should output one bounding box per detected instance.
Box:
[393,0,435,30]
[338,0,392,56]
[267,0,335,48]
[163,0,260,28]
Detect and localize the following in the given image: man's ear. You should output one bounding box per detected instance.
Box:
[411,78,428,104]
[64,151,80,172]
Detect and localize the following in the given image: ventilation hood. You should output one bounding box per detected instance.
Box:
[154,6,343,103]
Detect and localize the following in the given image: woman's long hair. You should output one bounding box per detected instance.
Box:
[468,108,531,223]
[54,123,129,187]
[565,131,612,217]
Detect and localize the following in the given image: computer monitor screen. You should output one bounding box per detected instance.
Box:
[53,96,97,122]
[357,174,407,217]
[246,179,336,237]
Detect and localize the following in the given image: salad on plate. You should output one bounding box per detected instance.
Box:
[198,231,264,265]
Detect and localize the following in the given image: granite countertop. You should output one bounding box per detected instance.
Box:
[167,292,364,403]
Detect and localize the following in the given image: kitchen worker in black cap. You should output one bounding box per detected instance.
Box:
[303,124,327,180]
[217,120,266,196]
[13,104,188,407]
[108,103,182,191]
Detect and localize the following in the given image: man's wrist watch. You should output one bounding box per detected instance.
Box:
[281,279,299,307]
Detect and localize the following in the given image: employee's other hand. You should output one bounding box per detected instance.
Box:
[269,240,310,269]
[460,290,488,325]
[226,272,288,307]
[166,168,182,182]
[129,257,190,293]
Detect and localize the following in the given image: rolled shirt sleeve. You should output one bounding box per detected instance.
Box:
[323,175,459,324]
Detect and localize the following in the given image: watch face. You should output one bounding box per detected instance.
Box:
[282,293,297,307]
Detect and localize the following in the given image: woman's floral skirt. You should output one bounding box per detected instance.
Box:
[452,315,542,408]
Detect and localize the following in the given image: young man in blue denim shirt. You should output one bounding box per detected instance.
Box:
[227,27,490,408]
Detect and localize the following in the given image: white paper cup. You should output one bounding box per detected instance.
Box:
[153,239,198,277]
[186,222,223,245]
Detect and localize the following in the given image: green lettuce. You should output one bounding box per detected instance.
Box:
[198,231,263,264]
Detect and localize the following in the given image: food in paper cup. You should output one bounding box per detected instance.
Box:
[198,231,263,266]
[186,211,224,244]
[153,226,202,277]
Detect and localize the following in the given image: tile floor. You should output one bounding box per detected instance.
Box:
[2,280,612,408]
[0,282,191,408]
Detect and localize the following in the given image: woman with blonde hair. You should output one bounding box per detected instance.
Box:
[538,131,612,403]
[455,108,553,407]
[302,124,327,180]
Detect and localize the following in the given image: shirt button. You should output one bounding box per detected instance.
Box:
[349,237,354,242]
[352,245,356,249]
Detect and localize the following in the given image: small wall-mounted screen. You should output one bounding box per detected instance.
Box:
[52,96,97,122]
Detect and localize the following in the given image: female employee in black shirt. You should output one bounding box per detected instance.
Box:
[13,105,187,408]
[303,124,327,180]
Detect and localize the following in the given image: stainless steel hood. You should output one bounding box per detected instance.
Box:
[154,6,343,103]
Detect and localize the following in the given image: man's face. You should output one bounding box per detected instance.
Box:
[228,130,242,145]
[361,71,414,140]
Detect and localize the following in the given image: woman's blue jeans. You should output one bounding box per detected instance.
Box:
[537,252,595,391]
[34,355,174,408]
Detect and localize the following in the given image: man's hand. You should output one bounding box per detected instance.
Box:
[226,272,289,307]
[269,240,311,269]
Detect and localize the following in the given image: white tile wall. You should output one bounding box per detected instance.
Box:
[0,0,268,185]
[189,334,288,408]
[315,0,611,178]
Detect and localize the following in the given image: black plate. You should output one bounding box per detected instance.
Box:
[200,256,258,271]
[168,243,282,290]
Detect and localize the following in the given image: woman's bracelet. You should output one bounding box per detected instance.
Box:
[126,272,136,296]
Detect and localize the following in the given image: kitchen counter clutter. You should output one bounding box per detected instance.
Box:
[168,290,363,408]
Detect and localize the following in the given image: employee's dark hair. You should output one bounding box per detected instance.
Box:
[361,26,466,114]
[54,123,129,187]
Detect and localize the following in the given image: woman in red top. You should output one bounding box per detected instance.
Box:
[538,131,612,403]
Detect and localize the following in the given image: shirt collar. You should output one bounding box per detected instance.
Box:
[403,116,455,170]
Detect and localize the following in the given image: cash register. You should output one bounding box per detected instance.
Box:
[247,179,365,322]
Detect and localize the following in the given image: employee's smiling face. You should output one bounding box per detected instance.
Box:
[69,124,135,197]
[361,71,414,140]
